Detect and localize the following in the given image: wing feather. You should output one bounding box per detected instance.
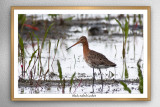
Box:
[87,50,116,68]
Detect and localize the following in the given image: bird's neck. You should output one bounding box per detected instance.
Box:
[82,42,89,58]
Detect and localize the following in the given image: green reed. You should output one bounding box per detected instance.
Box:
[137,59,143,94]
[18,14,26,32]
[115,17,129,79]
[115,16,132,93]
[115,17,129,59]
[70,72,76,93]
[18,34,25,78]
[57,60,63,84]
[57,60,66,94]
[120,81,131,93]
[39,23,53,77]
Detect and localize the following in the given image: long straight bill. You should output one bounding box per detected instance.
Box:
[66,41,80,50]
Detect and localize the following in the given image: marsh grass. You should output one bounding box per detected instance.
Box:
[137,59,143,93]
[70,72,76,93]
[18,34,25,77]
[115,16,131,93]
[120,81,131,93]
[18,14,26,32]
[57,60,76,94]
[57,60,63,84]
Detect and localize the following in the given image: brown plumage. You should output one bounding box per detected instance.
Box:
[66,36,116,92]
[86,50,116,68]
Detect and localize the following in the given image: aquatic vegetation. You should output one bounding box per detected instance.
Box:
[48,40,51,71]
[18,34,25,77]
[28,49,38,69]
[115,17,129,80]
[18,14,26,32]
[57,60,77,94]
[125,63,128,79]
[65,16,75,22]
[138,14,142,26]
[41,23,54,49]
[137,59,143,93]
[70,72,76,93]
[115,17,129,59]
[57,60,63,84]
[51,39,60,70]
[120,81,131,93]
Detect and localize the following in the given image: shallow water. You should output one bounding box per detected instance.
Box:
[19,82,140,94]
[18,14,143,94]
[18,34,143,94]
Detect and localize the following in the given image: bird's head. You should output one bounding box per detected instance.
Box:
[66,36,87,50]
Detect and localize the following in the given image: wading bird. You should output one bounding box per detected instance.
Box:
[66,36,116,92]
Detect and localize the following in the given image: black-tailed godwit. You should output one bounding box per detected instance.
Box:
[67,36,116,92]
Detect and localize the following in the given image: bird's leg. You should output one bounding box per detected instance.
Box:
[99,69,103,92]
[92,68,95,93]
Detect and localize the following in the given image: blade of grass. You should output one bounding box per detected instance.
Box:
[70,72,76,92]
[41,23,54,49]
[57,60,62,84]
[133,14,136,24]
[120,81,131,93]
[65,16,74,21]
[27,49,38,70]
[18,14,26,32]
[26,49,38,73]
[138,14,142,26]
[18,34,24,57]
[18,34,25,77]
[137,59,143,94]
[127,14,130,21]
[62,79,65,94]
[115,18,124,34]
[39,23,53,77]
[124,19,129,44]
[48,40,51,71]
[125,63,128,79]
[33,33,40,77]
